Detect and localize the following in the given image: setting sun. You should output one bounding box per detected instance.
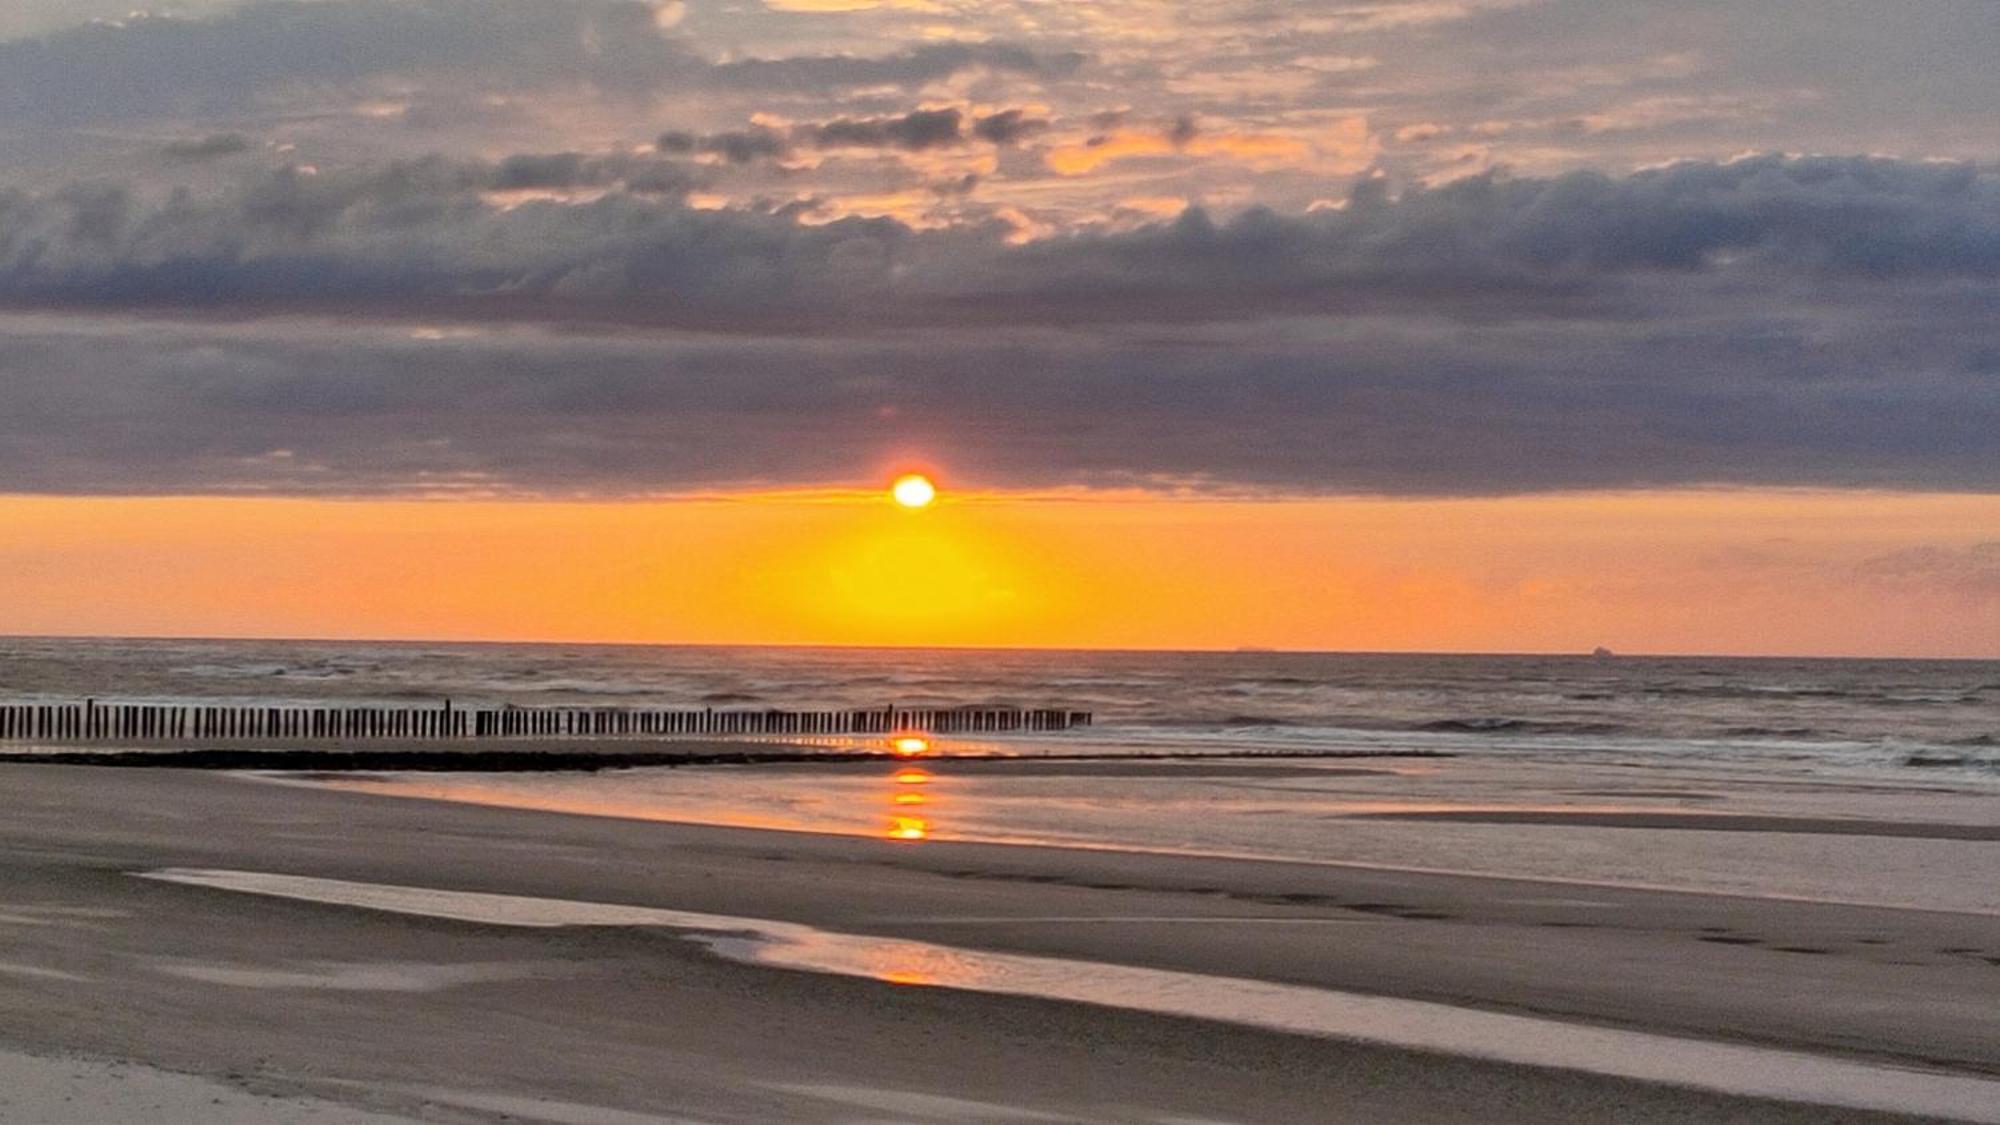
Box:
[891,474,937,509]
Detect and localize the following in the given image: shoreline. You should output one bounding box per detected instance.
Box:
[1,764,1995,1122]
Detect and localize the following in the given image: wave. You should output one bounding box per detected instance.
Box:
[1413,718,1631,736]
[1229,676,1325,687]
[377,688,448,701]
[1903,753,1998,772]
[1719,726,1827,739]
[1137,715,1299,729]
[1647,685,1855,700]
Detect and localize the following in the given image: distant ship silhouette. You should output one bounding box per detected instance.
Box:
[1591,646,1616,659]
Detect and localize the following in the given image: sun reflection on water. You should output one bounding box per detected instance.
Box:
[883,750,939,841]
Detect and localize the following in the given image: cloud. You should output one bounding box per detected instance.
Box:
[0,0,1991,505]
[656,108,1051,164]
[971,109,1050,145]
[656,127,792,164]
[487,151,702,195]
[0,0,1076,126]
[0,289,1990,499]
[0,154,1991,498]
[802,109,965,152]
[704,42,1083,93]
[163,133,255,161]
[2,153,1994,322]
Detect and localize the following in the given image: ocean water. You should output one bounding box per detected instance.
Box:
[0,636,1993,775]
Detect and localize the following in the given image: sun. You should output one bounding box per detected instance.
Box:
[890,473,937,509]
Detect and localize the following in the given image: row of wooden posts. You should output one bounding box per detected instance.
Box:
[0,700,1092,743]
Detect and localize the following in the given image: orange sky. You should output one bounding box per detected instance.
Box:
[0,489,1993,657]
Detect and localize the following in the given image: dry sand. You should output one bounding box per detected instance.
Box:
[0,1048,421,1123]
[0,763,1995,1123]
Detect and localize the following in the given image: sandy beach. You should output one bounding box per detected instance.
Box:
[1,762,1995,1123]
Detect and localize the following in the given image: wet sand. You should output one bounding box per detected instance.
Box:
[0,764,1995,1123]
[1348,809,2000,841]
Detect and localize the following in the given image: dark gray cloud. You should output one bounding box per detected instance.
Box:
[162,133,255,161]
[4,153,1990,323]
[801,109,965,152]
[488,151,702,194]
[0,294,1991,498]
[656,127,791,165]
[971,110,1050,146]
[655,108,1052,163]
[0,154,1992,498]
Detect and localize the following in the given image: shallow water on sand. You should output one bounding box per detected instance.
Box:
[138,868,2000,1124]
[307,753,2000,914]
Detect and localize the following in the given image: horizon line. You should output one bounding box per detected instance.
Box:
[0,631,1991,664]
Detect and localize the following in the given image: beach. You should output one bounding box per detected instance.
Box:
[1,762,1996,1123]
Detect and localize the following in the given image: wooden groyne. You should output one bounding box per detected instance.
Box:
[0,700,1092,744]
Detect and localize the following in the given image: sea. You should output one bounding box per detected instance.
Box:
[1,636,1993,770]
[5,637,1998,912]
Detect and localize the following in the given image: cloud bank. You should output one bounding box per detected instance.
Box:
[0,0,1992,500]
[0,154,1991,497]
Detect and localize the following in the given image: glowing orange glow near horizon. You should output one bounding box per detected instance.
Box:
[0,488,1994,657]
[891,736,933,757]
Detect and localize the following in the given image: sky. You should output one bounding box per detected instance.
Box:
[0,0,1994,654]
